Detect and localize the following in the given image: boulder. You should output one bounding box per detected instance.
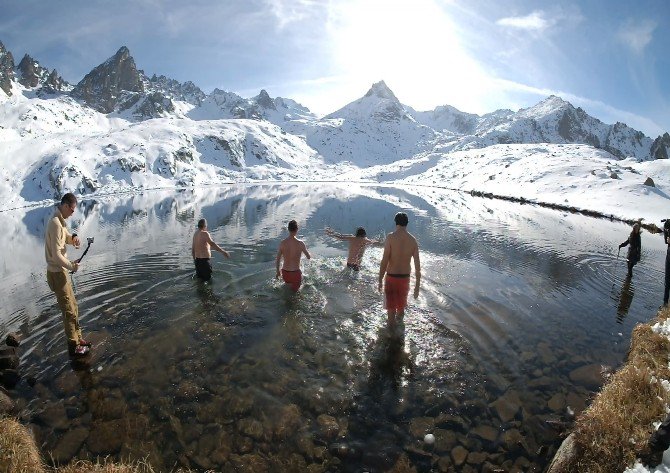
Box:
[1,369,21,389]
[5,333,21,347]
[644,177,656,187]
[0,388,14,414]
[569,364,605,390]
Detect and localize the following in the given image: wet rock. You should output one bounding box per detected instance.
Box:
[644,177,656,187]
[90,390,127,420]
[467,451,488,465]
[5,332,21,347]
[435,413,467,431]
[527,376,554,389]
[190,453,215,471]
[566,391,587,415]
[547,393,566,412]
[536,342,557,364]
[0,348,19,370]
[273,403,302,439]
[451,445,469,466]
[409,416,435,438]
[175,380,202,401]
[545,432,577,473]
[87,419,125,454]
[569,364,604,389]
[228,453,269,471]
[482,461,506,473]
[387,453,417,472]
[433,428,458,453]
[36,401,69,429]
[295,434,315,458]
[470,425,498,443]
[437,456,453,472]
[238,417,266,441]
[0,388,14,414]
[501,428,529,454]
[234,435,254,454]
[513,455,531,471]
[491,390,522,422]
[316,414,339,440]
[53,371,81,396]
[51,427,88,463]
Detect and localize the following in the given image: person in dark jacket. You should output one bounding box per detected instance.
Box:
[663,220,670,306]
[619,223,642,278]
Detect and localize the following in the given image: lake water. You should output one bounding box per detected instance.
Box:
[1,184,667,472]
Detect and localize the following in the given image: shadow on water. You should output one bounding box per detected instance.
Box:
[1,184,668,472]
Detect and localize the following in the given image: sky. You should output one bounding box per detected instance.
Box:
[0,0,668,137]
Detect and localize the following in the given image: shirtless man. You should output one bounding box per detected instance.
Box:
[276,220,311,291]
[325,226,382,271]
[192,218,230,281]
[378,212,421,325]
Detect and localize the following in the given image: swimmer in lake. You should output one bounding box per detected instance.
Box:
[325,226,383,271]
[378,212,421,326]
[276,220,311,291]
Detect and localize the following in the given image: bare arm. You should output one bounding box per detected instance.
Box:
[207,234,230,258]
[378,237,391,291]
[366,237,384,247]
[413,244,421,299]
[302,242,311,260]
[325,227,353,241]
[275,245,283,278]
[191,233,196,259]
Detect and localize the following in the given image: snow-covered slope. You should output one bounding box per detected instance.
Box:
[0,42,669,223]
[282,81,438,166]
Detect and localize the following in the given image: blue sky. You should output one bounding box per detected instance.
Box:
[0,0,668,136]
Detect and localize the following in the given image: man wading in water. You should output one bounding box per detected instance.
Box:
[192,219,230,281]
[378,212,421,326]
[45,193,91,357]
[276,220,311,292]
[325,226,382,271]
[619,222,642,278]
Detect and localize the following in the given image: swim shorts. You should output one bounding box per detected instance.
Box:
[281,269,302,292]
[384,274,410,311]
[347,262,360,271]
[194,258,212,281]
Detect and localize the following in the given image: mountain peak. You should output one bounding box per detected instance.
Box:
[0,40,15,96]
[72,46,144,113]
[364,80,399,102]
[255,89,276,110]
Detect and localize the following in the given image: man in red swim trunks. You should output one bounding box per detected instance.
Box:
[378,212,421,325]
[276,220,311,291]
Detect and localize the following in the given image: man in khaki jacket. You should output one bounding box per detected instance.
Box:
[45,193,90,357]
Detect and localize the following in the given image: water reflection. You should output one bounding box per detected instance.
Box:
[0,183,667,472]
[616,276,635,323]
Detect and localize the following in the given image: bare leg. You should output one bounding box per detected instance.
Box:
[387,309,397,326]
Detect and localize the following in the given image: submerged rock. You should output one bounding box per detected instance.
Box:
[5,332,21,347]
[569,364,604,390]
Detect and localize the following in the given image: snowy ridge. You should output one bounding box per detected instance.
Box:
[0,43,669,223]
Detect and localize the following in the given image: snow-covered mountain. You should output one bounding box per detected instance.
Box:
[0,42,669,214]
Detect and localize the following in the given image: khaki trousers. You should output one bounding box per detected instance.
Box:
[47,270,82,348]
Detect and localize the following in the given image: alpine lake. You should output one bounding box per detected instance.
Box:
[1,184,666,472]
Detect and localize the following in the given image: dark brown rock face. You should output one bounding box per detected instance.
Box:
[0,41,15,96]
[651,132,670,160]
[71,46,144,113]
[17,54,47,87]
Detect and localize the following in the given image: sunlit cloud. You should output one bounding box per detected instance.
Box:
[264,0,319,29]
[496,11,552,31]
[618,19,656,55]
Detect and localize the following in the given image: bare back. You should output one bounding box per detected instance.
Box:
[192,230,213,259]
[382,229,419,275]
[279,236,308,271]
[347,238,370,265]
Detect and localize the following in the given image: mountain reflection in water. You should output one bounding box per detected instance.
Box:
[0,184,666,472]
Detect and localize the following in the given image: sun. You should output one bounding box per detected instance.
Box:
[327,0,494,112]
